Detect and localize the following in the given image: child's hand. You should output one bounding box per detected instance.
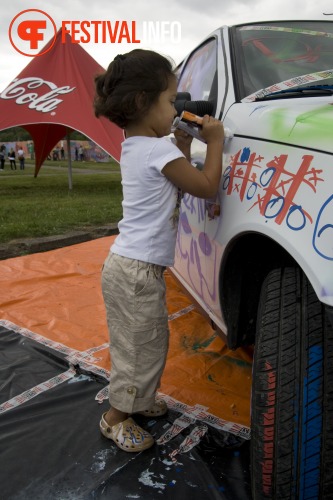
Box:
[174,129,193,149]
[174,129,193,161]
[200,115,224,144]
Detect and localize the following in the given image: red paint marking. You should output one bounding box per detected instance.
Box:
[260,362,276,496]
[226,150,324,226]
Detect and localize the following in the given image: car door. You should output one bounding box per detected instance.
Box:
[173,32,229,331]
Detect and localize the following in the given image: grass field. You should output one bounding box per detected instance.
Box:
[0,159,123,243]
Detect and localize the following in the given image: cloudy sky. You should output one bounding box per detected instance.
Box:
[0,0,332,91]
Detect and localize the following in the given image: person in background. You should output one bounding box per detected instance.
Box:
[17,146,25,170]
[0,145,5,170]
[94,49,224,453]
[8,148,16,170]
[28,142,34,160]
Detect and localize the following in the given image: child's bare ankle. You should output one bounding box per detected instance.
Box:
[104,408,128,427]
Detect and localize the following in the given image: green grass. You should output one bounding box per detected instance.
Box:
[0,159,123,243]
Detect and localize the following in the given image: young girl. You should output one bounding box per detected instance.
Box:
[94,49,224,452]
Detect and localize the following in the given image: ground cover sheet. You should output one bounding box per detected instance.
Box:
[0,236,253,499]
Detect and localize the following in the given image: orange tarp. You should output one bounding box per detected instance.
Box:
[0,236,252,428]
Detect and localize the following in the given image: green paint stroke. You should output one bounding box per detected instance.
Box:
[191,334,217,352]
[182,333,217,352]
[270,104,333,141]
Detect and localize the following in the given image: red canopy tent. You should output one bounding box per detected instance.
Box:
[0,29,123,179]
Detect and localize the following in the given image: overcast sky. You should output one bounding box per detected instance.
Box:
[0,0,332,91]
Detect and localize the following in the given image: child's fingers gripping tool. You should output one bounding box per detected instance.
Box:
[172,111,233,139]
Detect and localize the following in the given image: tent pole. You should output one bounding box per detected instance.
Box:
[66,131,73,190]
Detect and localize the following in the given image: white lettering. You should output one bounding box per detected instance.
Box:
[142,21,181,44]
[143,21,159,41]
[0,78,76,113]
[160,21,170,43]
[170,21,181,43]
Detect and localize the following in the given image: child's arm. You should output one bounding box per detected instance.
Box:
[163,115,224,199]
[173,129,192,162]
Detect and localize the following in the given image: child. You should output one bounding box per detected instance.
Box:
[94,49,224,452]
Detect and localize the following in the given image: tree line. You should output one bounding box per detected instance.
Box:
[0,127,87,142]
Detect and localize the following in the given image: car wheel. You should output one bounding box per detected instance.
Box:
[251,267,333,499]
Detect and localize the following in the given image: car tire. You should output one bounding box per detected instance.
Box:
[251,267,333,499]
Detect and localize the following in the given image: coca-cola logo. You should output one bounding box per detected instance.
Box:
[0,77,76,113]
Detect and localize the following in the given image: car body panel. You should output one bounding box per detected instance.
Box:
[171,20,333,341]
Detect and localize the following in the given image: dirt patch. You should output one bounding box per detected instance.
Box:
[0,224,119,260]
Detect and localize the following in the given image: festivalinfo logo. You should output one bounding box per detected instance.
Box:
[9,9,182,57]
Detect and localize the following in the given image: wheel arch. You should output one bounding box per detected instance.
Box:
[219,232,296,349]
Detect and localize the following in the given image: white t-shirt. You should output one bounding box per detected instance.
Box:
[111,136,184,267]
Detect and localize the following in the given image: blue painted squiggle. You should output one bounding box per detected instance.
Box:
[313,194,333,260]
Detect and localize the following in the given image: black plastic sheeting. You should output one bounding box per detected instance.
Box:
[0,324,252,499]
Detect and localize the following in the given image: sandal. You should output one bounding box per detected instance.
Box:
[136,399,168,417]
[100,414,154,452]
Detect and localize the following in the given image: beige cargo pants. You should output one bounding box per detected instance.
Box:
[101,252,169,413]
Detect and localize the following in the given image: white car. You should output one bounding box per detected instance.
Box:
[171,20,333,499]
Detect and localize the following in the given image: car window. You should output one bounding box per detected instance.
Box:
[177,38,217,105]
[234,21,333,98]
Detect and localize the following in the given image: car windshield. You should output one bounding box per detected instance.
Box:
[233,21,333,101]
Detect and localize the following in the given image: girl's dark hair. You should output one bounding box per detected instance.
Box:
[94,49,175,128]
